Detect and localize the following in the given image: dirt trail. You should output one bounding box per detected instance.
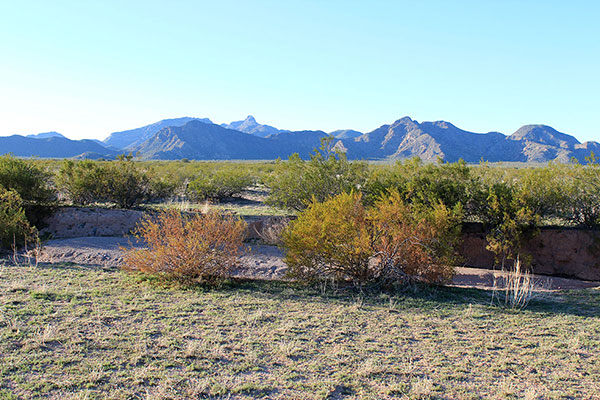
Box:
[30,236,600,291]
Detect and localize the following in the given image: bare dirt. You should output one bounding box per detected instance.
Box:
[32,236,600,291]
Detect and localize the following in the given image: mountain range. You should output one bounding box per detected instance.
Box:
[2,116,598,163]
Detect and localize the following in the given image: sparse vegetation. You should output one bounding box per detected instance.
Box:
[492,256,538,310]
[0,263,598,399]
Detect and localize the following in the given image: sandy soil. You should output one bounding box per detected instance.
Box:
[29,236,600,291]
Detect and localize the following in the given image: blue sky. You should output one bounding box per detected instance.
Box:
[1,0,598,141]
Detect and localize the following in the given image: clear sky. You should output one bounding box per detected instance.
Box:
[1,0,599,142]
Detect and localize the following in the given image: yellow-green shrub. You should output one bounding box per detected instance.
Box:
[283,192,373,283]
[0,188,37,249]
[283,191,462,286]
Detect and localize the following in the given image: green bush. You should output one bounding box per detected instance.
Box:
[55,160,105,205]
[0,188,36,249]
[0,155,55,203]
[363,158,483,219]
[477,181,539,268]
[282,191,462,286]
[55,156,168,208]
[187,169,254,201]
[101,156,155,208]
[559,157,600,227]
[266,138,369,211]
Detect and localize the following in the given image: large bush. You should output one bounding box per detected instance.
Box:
[370,190,461,284]
[0,188,37,249]
[283,191,462,286]
[0,155,55,203]
[266,138,369,211]
[363,158,483,217]
[122,210,247,283]
[187,168,254,201]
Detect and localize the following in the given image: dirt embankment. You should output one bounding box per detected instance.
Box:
[35,207,600,283]
[34,236,599,291]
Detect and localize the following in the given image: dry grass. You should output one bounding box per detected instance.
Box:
[254,216,290,246]
[492,257,542,310]
[0,263,599,399]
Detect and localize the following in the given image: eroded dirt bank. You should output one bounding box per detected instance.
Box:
[33,236,600,291]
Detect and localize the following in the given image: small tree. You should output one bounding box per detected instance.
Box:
[480,182,539,269]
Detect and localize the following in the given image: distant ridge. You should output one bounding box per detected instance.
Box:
[2,116,598,162]
[26,131,66,139]
[132,120,327,160]
[0,135,118,159]
[103,117,212,149]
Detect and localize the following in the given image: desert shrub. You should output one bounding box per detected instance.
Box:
[559,156,600,227]
[56,156,168,208]
[187,169,255,201]
[122,210,247,283]
[0,155,55,203]
[370,190,462,284]
[101,156,155,208]
[513,163,566,220]
[363,158,483,219]
[478,181,539,268]
[266,137,369,211]
[55,160,105,205]
[283,192,373,283]
[283,191,462,286]
[0,188,37,249]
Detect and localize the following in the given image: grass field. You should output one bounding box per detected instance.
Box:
[1,263,599,399]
